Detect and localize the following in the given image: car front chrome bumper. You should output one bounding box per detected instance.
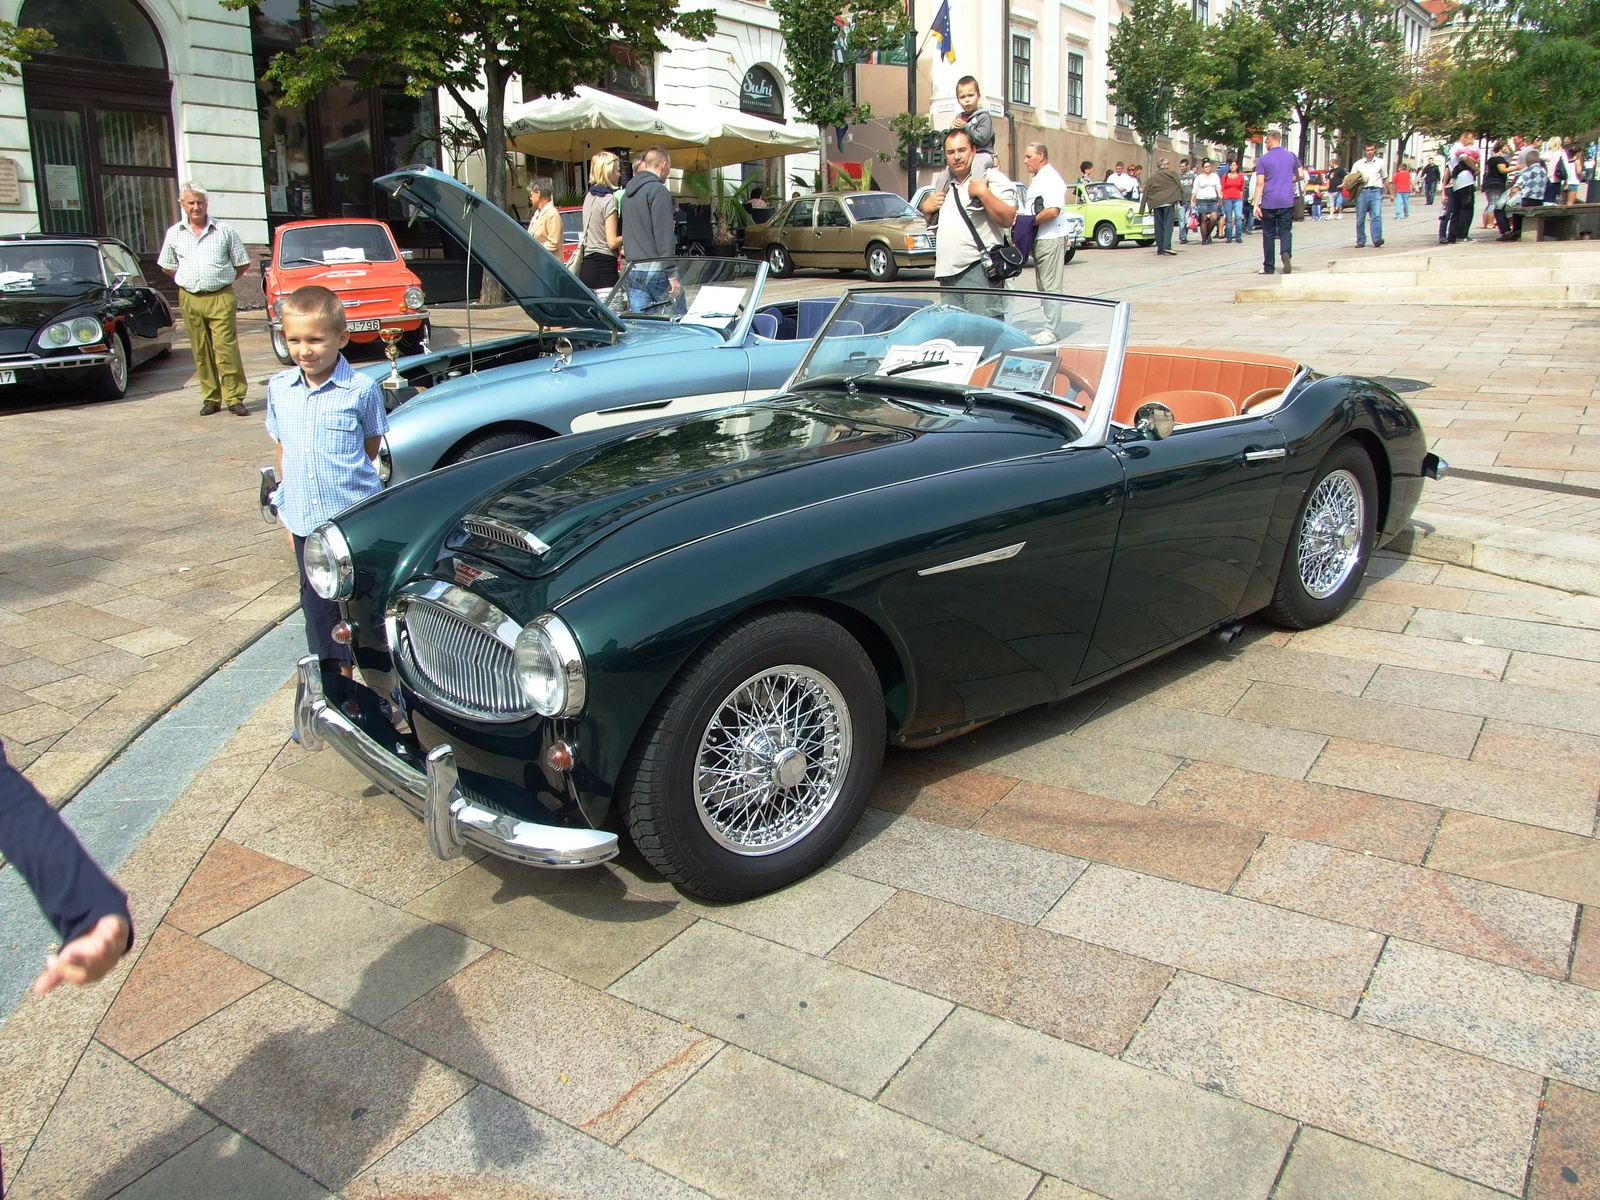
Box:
[293,655,618,869]
[0,350,112,371]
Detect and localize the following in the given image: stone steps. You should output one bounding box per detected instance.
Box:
[1237,243,1600,304]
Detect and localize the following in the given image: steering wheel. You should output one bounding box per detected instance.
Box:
[1057,365,1097,404]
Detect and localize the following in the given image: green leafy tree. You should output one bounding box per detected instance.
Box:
[224,0,716,221]
[1390,52,1470,147]
[1259,0,1406,160]
[0,19,54,79]
[768,0,909,176]
[1176,3,1297,163]
[1448,0,1600,138]
[1107,0,1202,161]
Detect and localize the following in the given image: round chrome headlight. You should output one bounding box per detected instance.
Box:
[42,322,72,347]
[72,317,102,343]
[513,614,586,718]
[303,523,354,600]
[403,286,425,311]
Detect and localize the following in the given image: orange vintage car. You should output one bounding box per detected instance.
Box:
[265,218,429,364]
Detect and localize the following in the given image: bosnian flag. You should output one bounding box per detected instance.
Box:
[930,0,956,63]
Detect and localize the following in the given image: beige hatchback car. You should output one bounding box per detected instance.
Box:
[744,191,935,281]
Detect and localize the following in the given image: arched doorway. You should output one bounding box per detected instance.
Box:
[19,0,178,273]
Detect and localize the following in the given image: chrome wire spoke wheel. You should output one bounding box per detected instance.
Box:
[1298,468,1365,599]
[693,665,852,856]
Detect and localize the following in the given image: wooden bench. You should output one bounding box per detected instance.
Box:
[1523,203,1600,241]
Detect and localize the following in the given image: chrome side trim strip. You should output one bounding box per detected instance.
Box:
[294,657,617,869]
[917,541,1027,576]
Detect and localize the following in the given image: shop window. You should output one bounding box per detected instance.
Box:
[17,0,165,69]
[319,86,375,217]
[603,43,655,103]
[1010,35,1031,107]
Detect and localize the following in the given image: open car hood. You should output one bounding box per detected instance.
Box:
[375,166,623,337]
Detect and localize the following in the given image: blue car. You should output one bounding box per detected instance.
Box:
[358,167,837,486]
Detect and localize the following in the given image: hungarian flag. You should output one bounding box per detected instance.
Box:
[930,0,956,63]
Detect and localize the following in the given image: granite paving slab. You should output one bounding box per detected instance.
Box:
[1426,811,1600,906]
[1574,909,1600,990]
[402,855,697,989]
[203,876,488,1024]
[1406,608,1600,660]
[1073,698,1329,779]
[622,1046,1040,1200]
[162,836,310,936]
[868,753,1019,828]
[347,1084,713,1200]
[688,868,893,957]
[1503,648,1600,690]
[1230,681,1483,758]
[610,920,950,1098]
[928,715,1183,804]
[1468,718,1600,782]
[977,779,1262,891]
[1273,1127,1513,1200]
[1210,642,1380,697]
[383,951,719,1145]
[1286,625,1510,678]
[1361,940,1600,1089]
[830,890,1172,1054]
[881,1004,1295,1200]
[6,1041,214,1200]
[1235,836,1578,976]
[1308,737,1596,834]
[1151,760,1441,863]
[96,924,269,1060]
[1527,1082,1600,1200]
[1361,663,1600,738]
[1043,864,1383,1014]
[137,982,473,1191]
[1125,973,1542,1194]
[830,807,1086,923]
[108,1127,332,1200]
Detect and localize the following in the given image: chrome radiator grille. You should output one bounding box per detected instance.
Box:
[401,599,526,719]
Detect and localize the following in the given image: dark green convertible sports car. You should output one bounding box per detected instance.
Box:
[293,287,1444,899]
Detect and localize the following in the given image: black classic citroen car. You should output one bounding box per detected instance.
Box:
[288,285,1446,901]
[0,234,174,401]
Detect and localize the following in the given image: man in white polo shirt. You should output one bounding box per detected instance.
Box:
[1023,143,1071,333]
[157,182,251,416]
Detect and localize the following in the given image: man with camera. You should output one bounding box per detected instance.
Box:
[920,127,1019,311]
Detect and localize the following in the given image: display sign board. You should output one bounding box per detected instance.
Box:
[0,158,19,205]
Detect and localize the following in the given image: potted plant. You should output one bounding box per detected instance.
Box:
[684,169,756,256]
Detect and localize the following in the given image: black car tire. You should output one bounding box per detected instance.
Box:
[767,243,794,278]
[1137,239,1155,247]
[1063,245,1077,265]
[622,607,885,900]
[400,318,431,354]
[440,429,539,466]
[91,331,130,401]
[270,325,292,365]
[865,243,899,281]
[1094,222,1120,250]
[1264,440,1379,630]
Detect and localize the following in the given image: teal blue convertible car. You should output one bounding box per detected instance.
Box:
[352,167,836,486]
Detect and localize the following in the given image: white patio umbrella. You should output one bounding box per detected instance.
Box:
[503,86,703,160]
[666,107,819,170]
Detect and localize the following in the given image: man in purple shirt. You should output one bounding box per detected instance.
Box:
[1251,129,1306,275]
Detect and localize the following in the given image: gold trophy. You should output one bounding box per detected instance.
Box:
[379,327,405,391]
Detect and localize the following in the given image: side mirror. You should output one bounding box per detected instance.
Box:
[400,249,415,260]
[111,271,133,289]
[1134,402,1175,440]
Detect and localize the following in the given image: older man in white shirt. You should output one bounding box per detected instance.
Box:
[1024,143,1072,331]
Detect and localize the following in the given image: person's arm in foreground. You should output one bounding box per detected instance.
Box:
[0,743,132,994]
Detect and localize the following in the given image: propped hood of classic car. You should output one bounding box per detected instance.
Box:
[446,392,1075,584]
[375,166,623,337]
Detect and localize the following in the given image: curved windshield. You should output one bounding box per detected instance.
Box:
[279,224,398,266]
[790,286,1127,437]
[846,194,919,222]
[606,256,761,338]
[1078,183,1128,204]
[0,242,103,289]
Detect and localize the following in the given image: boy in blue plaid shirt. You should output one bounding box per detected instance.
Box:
[265,286,388,672]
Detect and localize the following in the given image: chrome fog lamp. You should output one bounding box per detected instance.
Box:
[303,523,354,600]
[403,286,425,311]
[513,613,586,718]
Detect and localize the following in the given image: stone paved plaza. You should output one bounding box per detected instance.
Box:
[1,206,1598,1199]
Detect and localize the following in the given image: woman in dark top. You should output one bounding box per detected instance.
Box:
[577,151,624,291]
[1481,143,1510,231]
